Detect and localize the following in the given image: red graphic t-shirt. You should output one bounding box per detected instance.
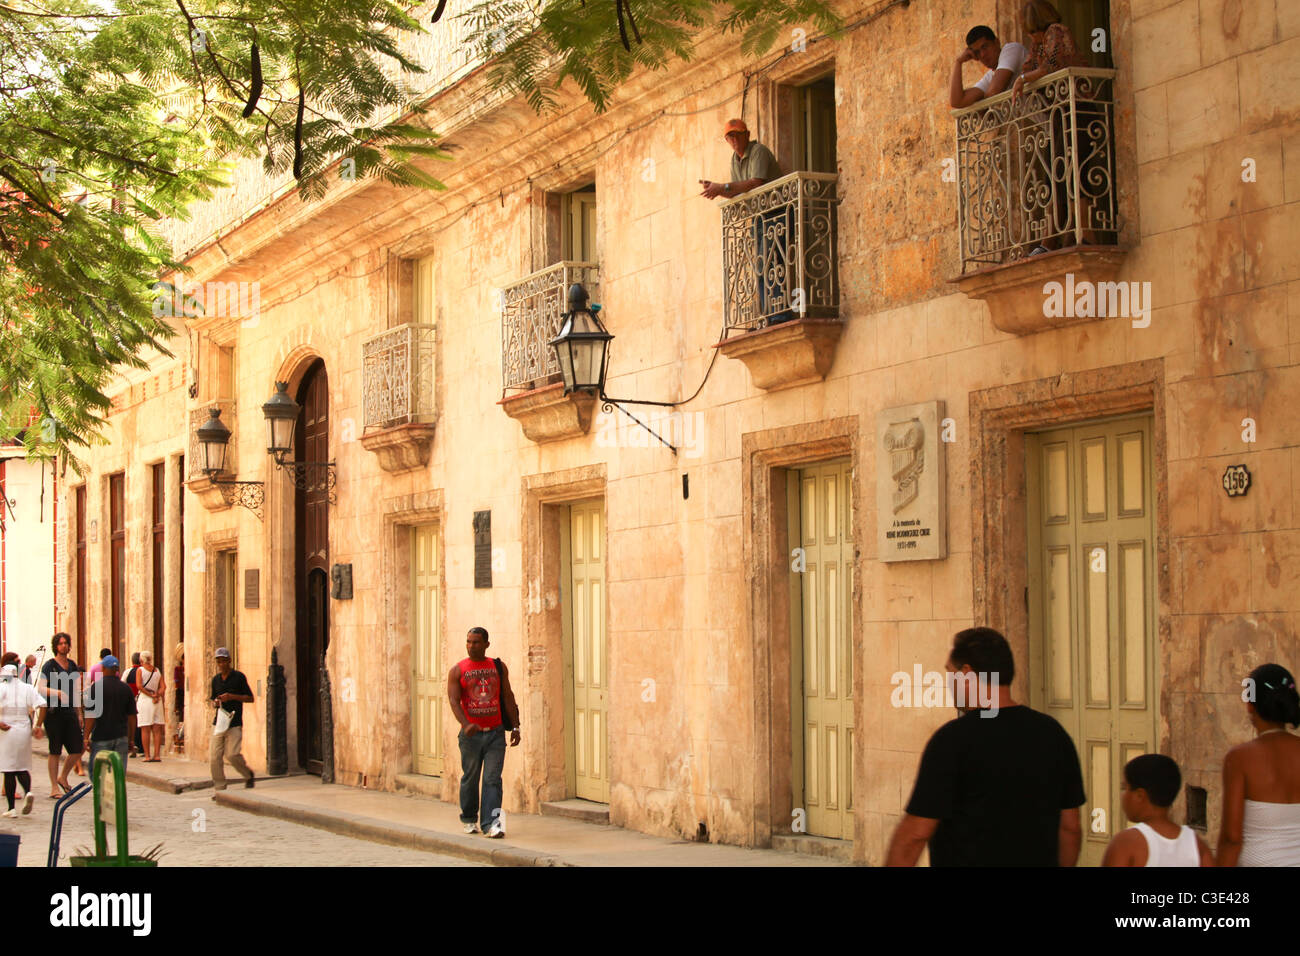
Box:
[457,657,502,730]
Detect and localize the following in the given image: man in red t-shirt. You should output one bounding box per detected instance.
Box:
[447,627,520,837]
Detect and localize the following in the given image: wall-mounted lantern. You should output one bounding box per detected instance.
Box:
[194,407,264,519]
[261,380,337,502]
[548,283,681,455]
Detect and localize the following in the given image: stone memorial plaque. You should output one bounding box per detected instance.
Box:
[473,510,492,589]
[876,400,946,562]
[244,569,260,608]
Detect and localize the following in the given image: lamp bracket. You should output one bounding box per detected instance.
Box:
[599,398,678,456]
[209,477,265,521]
[272,456,338,503]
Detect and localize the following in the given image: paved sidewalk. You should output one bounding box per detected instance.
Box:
[41,745,846,866]
[209,777,846,866]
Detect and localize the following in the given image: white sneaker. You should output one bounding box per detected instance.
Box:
[21,794,33,815]
[1,809,16,818]
[485,823,505,839]
[462,822,479,835]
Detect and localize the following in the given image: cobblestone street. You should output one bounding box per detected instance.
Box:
[2,782,483,867]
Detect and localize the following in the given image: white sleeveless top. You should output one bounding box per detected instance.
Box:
[1134,823,1200,867]
[1239,799,1300,866]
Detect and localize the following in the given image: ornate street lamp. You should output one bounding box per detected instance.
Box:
[549,283,681,454]
[261,381,300,465]
[193,407,264,518]
[261,380,338,502]
[549,284,612,394]
[196,407,232,477]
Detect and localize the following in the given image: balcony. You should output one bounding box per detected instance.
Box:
[952,67,1126,333]
[716,171,844,391]
[360,323,437,473]
[499,261,600,443]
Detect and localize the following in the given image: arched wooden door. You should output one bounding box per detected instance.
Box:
[295,360,331,774]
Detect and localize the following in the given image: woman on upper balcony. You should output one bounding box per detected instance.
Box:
[1010,1,1094,255]
[1013,0,1088,96]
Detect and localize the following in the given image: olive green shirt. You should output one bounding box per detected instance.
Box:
[729,142,781,187]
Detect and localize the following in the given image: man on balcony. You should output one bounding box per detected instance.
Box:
[699,119,779,201]
[701,120,791,328]
[949,25,1026,108]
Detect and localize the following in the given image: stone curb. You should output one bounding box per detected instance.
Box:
[210,791,569,867]
[123,766,213,795]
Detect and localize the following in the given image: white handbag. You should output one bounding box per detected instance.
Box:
[214,705,234,736]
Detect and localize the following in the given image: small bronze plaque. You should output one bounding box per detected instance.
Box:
[473,510,492,589]
[244,569,260,608]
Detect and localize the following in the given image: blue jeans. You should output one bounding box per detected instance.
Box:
[89,736,129,768]
[458,726,506,829]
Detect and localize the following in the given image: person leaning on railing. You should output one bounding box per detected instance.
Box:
[1011,0,1092,255]
[700,119,791,328]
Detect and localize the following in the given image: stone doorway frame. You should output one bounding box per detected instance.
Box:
[519,464,607,813]
[968,358,1170,746]
[379,489,445,793]
[742,416,861,848]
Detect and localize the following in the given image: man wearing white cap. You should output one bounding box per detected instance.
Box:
[0,663,46,817]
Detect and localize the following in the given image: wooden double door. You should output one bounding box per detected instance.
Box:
[1027,415,1157,866]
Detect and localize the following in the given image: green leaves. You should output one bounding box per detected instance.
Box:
[460,0,840,115]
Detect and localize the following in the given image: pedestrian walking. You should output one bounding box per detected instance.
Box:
[447,627,520,837]
[18,655,38,685]
[173,642,185,754]
[1218,662,1300,866]
[135,652,166,762]
[81,656,137,771]
[886,626,1086,866]
[87,648,112,684]
[125,651,144,757]
[1102,754,1213,866]
[35,633,83,798]
[209,647,255,790]
[0,663,46,818]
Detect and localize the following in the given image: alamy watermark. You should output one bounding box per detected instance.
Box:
[890,664,1001,717]
[594,407,704,458]
[1042,273,1151,328]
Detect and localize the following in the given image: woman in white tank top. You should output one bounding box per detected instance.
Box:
[1218,663,1300,866]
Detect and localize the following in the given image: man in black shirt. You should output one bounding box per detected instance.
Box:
[886,626,1086,866]
[82,656,137,767]
[210,647,255,790]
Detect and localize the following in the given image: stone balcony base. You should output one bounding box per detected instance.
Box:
[952,245,1130,335]
[500,382,597,443]
[716,318,844,391]
[186,475,234,513]
[360,422,436,473]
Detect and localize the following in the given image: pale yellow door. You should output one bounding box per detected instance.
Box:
[563,499,608,802]
[793,460,855,840]
[411,524,443,776]
[1027,416,1157,866]
[562,190,597,262]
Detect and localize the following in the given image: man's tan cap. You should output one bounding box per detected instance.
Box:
[723,118,749,137]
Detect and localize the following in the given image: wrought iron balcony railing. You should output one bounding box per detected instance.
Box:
[955,67,1119,273]
[720,171,840,337]
[501,261,599,392]
[362,322,437,431]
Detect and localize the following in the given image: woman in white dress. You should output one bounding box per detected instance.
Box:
[1218,663,1300,866]
[0,663,47,817]
[135,652,166,762]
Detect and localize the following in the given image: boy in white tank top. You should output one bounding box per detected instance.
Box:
[1102,754,1214,867]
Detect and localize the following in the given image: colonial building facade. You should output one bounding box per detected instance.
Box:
[57,0,1300,864]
